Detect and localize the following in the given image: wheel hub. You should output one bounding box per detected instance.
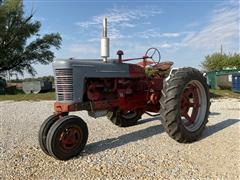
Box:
[59,127,83,151]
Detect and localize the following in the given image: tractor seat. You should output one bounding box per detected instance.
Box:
[153,61,174,71]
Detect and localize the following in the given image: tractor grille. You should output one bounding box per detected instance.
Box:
[55,69,73,101]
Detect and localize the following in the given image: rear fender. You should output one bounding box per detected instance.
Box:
[165,68,179,82]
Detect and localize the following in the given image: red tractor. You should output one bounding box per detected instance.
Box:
[39,18,210,160]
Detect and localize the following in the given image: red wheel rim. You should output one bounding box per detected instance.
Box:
[181,83,200,125]
[59,126,83,152]
[179,79,208,132]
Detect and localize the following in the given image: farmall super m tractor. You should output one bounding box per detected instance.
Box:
[39,18,210,160]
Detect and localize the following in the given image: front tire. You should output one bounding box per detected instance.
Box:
[46,115,88,160]
[160,68,210,142]
[38,114,59,155]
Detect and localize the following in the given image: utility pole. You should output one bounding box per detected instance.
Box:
[220,44,223,54]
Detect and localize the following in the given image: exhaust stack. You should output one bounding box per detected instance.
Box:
[101,17,110,62]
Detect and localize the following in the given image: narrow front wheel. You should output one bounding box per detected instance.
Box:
[46,115,88,160]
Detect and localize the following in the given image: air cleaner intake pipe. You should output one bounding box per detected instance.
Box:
[101,17,110,62]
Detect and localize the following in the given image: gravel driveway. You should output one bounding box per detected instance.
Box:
[0,98,239,179]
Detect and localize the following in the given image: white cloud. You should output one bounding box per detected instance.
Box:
[76,7,162,39]
[87,38,100,42]
[162,33,180,37]
[110,39,179,58]
[76,7,162,28]
[138,29,161,38]
[119,22,136,28]
[182,2,239,52]
[139,29,180,38]
[63,38,175,60]
[160,43,172,48]
[65,2,239,63]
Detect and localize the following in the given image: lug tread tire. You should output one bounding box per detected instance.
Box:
[160,67,210,143]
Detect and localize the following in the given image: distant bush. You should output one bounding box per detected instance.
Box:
[201,53,240,71]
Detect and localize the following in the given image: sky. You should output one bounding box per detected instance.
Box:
[23,0,239,77]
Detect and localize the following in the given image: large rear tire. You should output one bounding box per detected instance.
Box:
[160,68,210,142]
[46,115,88,160]
[107,110,142,127]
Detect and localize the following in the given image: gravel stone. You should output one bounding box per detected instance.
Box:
[0,98,239,179]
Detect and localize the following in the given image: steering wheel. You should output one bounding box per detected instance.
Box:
[145,47,161,64]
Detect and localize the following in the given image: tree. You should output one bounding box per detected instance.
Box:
[0,0,62,76]
[228,53,240,69]
[201,53,240,71]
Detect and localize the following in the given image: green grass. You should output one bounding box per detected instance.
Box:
[0,89,239,101]
[210,89,240,99]
[0,92,55,101]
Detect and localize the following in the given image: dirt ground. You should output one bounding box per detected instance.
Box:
[0,98,239,179]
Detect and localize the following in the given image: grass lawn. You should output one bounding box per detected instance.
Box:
[0,89,239,101]
[209,89,240,99]
[0,92,55,101]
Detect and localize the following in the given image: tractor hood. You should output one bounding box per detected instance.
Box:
[52,58,144,103]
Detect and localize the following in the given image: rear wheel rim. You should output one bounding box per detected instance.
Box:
[180,80,207,132]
